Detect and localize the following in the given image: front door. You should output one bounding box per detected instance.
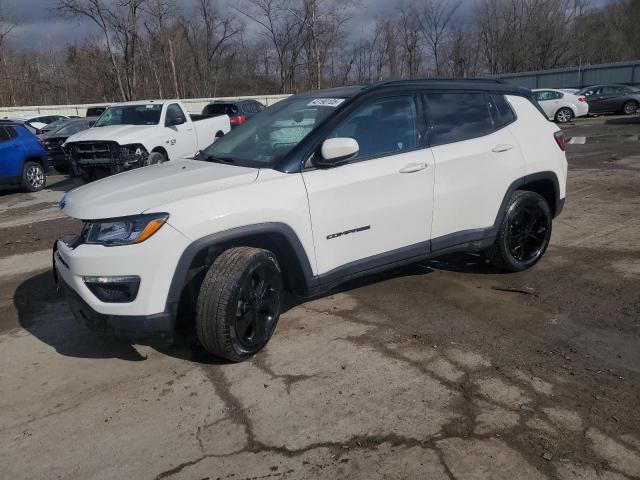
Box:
[164,103,197,160]
[302,94,434,277]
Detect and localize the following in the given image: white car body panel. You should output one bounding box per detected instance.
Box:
[64,100,230,160]
[302,148,434,275]
[430,126,524,239]
[533,88,589,120]
[506,95,567,197]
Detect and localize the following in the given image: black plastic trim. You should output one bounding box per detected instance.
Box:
[60,277,175,339]
[166,222,317,306]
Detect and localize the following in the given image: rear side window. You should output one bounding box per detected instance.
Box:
[488,94,516,129]
[426,93,493,146]
[203,103,238,116]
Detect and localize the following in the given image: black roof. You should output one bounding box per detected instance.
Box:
[294,78,531,100]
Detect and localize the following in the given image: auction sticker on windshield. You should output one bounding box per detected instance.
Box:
[307,98,345,107]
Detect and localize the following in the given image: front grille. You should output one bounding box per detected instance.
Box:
[69,141,119,164]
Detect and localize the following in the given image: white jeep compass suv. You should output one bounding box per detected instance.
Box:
[54,79,568,361]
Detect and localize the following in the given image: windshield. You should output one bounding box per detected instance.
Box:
[53,120,92,136]
[200,97,342,167]
[95,104,162,127]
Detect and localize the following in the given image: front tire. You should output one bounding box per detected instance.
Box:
[196,247,283,362]
[555,107,573,123]
[21,161,46,192]
[622,101,638,115]
[486,191,552,272]
[145,151,167,166]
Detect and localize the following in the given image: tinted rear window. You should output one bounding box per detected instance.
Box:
[427,93,493,146]
[489,94,516,129]
[203,104,238,116]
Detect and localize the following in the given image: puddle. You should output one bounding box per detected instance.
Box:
[568,134,640,144]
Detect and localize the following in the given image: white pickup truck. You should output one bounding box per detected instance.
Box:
[64,100,230,180]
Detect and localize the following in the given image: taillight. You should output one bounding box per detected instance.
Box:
[554,131,566,151]
[229,115,247,125]
[578,96,586,102]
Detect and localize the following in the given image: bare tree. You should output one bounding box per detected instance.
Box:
[416,0,461,76]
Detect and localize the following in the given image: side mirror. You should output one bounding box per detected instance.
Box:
[167,116,185,127]
[315,137,359,168]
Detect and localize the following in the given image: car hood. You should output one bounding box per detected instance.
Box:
[64,124,155,146]
[60,159,259,220]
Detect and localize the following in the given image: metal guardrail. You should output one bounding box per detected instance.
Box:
[0,94,292,119]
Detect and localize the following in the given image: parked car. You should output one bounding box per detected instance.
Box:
[1,118,37,134]
[42,118,96,174]
[532,88,589,123]
[40,117,74,135]
[578,84,640,115]
[202,99,265,128]
[54,79,567,361]
[86,106,108,117]
[64,100,231,180]
[16,114,69,135]
[0,123,49,191]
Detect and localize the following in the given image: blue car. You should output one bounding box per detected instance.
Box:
[0,123,49,192]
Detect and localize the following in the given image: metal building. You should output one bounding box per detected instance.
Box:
[493,60,640,89]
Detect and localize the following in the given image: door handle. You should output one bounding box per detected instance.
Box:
[492,144,514,153]
[399,162,427,173]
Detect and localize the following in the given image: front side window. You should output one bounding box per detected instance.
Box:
[200,97,339,168]
[95,104,163,127]
[166,104,186,125]
[427,93,493,146]
[328,96,419,161]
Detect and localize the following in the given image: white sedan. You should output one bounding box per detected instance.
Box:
[532,89,589,123]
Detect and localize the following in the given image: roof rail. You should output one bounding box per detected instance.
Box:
[372,77,509,87]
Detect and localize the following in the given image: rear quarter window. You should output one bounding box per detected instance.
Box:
[426,93,493,146]
[489,94,517,129]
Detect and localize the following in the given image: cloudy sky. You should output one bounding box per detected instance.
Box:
[3,0,479,50]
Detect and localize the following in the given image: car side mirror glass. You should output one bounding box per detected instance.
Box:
[314,137,359,168]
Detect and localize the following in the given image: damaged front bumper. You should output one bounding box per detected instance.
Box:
[65,141,149,178]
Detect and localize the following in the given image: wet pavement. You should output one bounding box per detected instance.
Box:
[0,115,639,479]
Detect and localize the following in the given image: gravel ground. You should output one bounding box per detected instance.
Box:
[0,115,639,480]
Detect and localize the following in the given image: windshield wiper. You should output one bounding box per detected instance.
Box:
[202,154,236,164]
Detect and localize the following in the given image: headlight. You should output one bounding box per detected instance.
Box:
[120,144,147,156]
[84,213,168,246]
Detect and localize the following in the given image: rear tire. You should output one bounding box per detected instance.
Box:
[196,247,283,362]
[622,101,638,115]
[554,107,573,123]
[21,161,46,192]
[486,191,552,272]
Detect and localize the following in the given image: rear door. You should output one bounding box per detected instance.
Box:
[302,93,434,277]
[425,92,525,250]
[583,87,606,113]
[0,126,25,178]
[164,103,197,159]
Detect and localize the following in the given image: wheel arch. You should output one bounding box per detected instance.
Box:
[496,172,562,225]
[166,223,316,319]
[151,146,168,156]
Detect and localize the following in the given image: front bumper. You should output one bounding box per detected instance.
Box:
[58,275,175,339]
[53,222,190,338]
